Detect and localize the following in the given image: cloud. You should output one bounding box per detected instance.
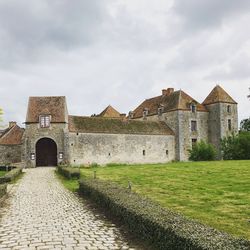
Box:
[172,0,250,31]
[0,0,107,66]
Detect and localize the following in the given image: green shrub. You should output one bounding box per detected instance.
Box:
[79,178,250,250]
[89,162,99,168]
[57,166,80,179]
[0,184,7,198]
[0,167,22,184]
[189,140,217,161]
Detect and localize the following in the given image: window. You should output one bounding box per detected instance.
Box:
[129,111,134,119]
[191,120,197,131]
[59,152,64,159]
[192,139,197,148]
[40,115,50,128]
[228,119,232,131]
[166,150,169,156]
[158,107,164,116]
[191,104,196,113]
[143,150,146,156]
[143,108,149,119]
[227,105,231,113]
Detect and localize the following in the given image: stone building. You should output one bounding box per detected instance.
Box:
[0,85,237,167]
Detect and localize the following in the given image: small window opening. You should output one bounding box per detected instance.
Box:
[227,105,231,113]
[108,153,111,156]
[191,104,196,113]
[40,115,51,128]
[143,150,146,156]
[76,132,79,136]
[166,150,169,156]
[191,120,197,131]
[228,119,232,131]
[71,143,74,146]
[143,108,149,119]
[192,139,197,148]
[158,107,163,116]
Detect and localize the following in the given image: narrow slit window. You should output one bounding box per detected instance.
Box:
[228,119,232,131]
[227,105,231,113]
[166,150,169,156]
[143,150,146,156]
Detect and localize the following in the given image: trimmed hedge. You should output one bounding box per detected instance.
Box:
[79,179,250,250]
[57,166,80,179]
[0,184,7,198]
[0,168,22,184]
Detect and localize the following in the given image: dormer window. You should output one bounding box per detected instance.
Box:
[158,106,164,116]
[191,103,196,113]
[143,108,149,119]
[40,115,51,128]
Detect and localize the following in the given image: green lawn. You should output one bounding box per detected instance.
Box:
[80,160,250,239]
[0,171,6,177]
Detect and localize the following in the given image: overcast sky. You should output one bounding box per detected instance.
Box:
[0,0,249,127]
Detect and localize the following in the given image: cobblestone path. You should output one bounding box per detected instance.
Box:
[0,168,138,250]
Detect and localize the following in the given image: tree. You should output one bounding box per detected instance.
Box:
[221,132,250,160]
[240,118,250,131]
[189,140,217,161]
[0,107,3,123]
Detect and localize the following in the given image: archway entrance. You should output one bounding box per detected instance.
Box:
[36,138,57,166]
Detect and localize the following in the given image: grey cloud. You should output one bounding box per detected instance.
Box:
[172,0,250,31]
[0,0,107,65]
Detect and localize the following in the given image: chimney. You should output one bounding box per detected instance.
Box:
[9,121,17,128]
[162,88,174,96]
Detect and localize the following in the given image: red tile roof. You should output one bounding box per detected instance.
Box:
[97,105,123,118]
[203,85,237,105]
[0,125,24,145]
[68,115,174,135]
[132,89,207,119]
[26,96,67,123]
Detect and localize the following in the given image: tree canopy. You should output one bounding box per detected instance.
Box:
[240,118,250,131]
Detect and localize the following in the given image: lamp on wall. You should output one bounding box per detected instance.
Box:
[59,152,64,159]
[30,153,35,160]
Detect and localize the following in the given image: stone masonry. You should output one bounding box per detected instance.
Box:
[0,168,139,250]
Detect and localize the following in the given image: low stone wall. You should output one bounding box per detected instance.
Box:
[0,145,22,165]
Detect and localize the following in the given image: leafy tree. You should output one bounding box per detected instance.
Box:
[0,108,3,123]
[221,132,250,160]
[189,140,217,161]
[240,118,250,131]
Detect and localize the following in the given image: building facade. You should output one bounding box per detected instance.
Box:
[0,85,237,167]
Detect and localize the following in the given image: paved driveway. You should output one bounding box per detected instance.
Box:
[0,167,138,250]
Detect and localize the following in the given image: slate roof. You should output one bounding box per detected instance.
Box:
[0,125,24,145]
[203,85,237,105]
[26,96,67,123]
[97,105,123,118]
[132,89,207,119]
[68,115,174,135]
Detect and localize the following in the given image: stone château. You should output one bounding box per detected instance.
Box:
[0,85,238,167]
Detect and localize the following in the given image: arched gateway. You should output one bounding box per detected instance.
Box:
[36,138,57,167]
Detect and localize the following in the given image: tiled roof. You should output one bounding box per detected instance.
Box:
[97,105,122,118]
[68,115,174,135]
[0,125,24,145]
[132,90,207,119]
[26,96,67,123]
[203,85,237,105]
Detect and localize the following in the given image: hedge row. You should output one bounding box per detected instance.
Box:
[0,184,7,198]
[0,168,22,184]
[57,166,80,179]
[79,179,250,250]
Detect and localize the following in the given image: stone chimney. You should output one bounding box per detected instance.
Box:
[9,121,17,128]
[162,88,174,96]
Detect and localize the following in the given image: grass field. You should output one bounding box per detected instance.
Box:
[0,171,6,177]
[80,160,250,239]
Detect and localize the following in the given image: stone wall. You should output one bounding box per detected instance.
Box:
[0,145,22,165]
[24,123,68,167]
[206,103,238,158]
[68,132,175,165]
